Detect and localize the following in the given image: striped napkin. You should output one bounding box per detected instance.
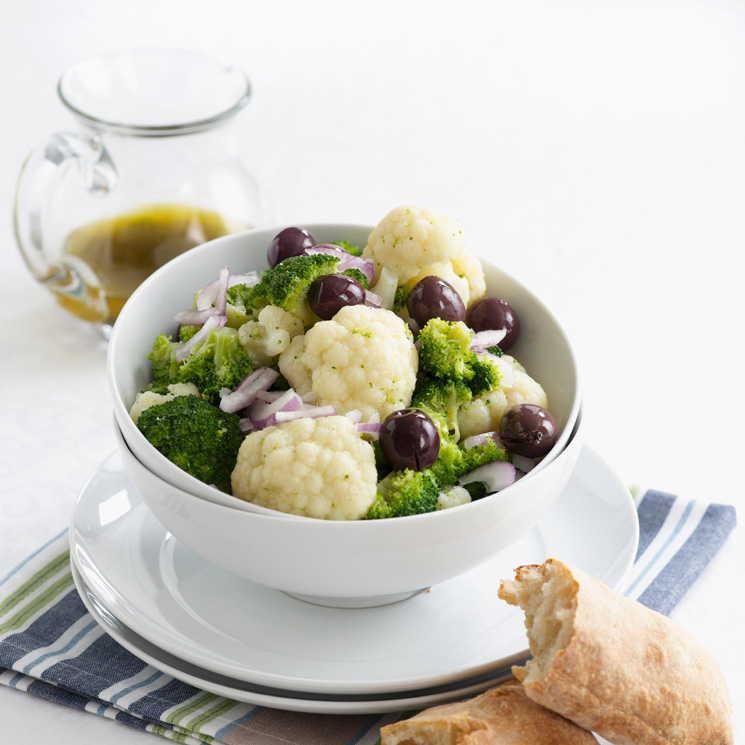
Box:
[0,488,736,745]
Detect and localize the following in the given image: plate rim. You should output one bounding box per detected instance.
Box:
[71,557,519,714]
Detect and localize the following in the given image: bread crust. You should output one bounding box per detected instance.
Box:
[499,559,734,745]
[379,679,597,745]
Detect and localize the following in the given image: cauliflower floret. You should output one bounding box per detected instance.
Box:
[238,305,304,366]
[129,383,201,424]
[231,415,378,520]
[436,484,472,511]
[363,204,486,308]
[278,304,418,422]
[457,356,548,440]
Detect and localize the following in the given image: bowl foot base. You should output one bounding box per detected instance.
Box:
[284,587,429,609]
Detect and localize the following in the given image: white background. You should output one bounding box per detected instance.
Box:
[1,0,743,741]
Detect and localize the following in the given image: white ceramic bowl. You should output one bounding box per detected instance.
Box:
[107,222,582,606]
[115,416,583,607]
[108,223,581,515]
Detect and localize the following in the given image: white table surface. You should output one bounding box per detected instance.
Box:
[2,1,743,742]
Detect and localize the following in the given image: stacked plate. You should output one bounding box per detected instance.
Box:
[70,445,639,714]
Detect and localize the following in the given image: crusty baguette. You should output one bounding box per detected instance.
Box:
[379,679,597,745]
[498,559,734,745]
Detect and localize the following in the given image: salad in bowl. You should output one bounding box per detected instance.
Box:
[115,205,579,522]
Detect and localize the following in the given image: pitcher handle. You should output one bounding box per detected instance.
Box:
[13,131,118,282]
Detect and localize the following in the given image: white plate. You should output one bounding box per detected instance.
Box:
[71,558,517,714]
[70,445,638,698]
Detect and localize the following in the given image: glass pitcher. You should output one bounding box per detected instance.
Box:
[14,48,271,336]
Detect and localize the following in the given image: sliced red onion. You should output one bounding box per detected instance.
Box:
[364,289,383,308]
[174,306,221,326]
[458,460,516,494]
[239,418,255,433]
[219,367,279,413]
[274,405,338,423]
[228,272,260,288]
[512,454,537,473]
[255,390,285,402]
[462,431,503,450]
[471,329,507,351]
[214,266,230,315]
[248,389,303,428]
[345,409,363,424]
[303,244,350,262]
[356,422,384,439]
[175,314,227,363]
[337,255,375,284]
[195,266,235,312]
[196,280,218,311]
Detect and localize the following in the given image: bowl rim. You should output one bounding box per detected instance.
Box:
[108,221,582,523]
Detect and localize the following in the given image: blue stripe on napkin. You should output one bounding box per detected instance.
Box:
[0,487,736,745]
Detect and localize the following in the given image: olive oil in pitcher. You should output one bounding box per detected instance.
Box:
[58,203,242,324]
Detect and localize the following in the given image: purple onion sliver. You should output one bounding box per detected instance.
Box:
[471,328,507,350]
[338,255,375,284]
[173,306,220,326]
[274,405,338,423]
[458,460,516,494]
[364,290,383,308]
[462,431,502,450]
[174,314,226,363]
[228,272,260,288]
[255,390,284,402]
[303,245,349,261]
[196,278,219,311]
[356,422,384,439]
[512,454,537,473]
[219,367,279,413]
[215,266,231,315]
[248,389,304,429]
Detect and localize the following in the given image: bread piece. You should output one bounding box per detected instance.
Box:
[379,679,597,745]
[498,559,734,745]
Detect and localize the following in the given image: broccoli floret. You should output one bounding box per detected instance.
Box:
[461,439,510,473]
[417,318,501,398]
[417,318,476,379]
[370,438,393,481]
[136,395,244,494]
[365,468,440,519]
[333,239,362,257]
[230,254,341,315]
[411,377,472,439]
[176,326,254,403]
[411,405,510,490]
[342,267,370,290]
[462,481,488,500]
[468,356,501,398]
[393,284,411,312]
[178,324,201,343]
[148,333,181,392]
[428,430,464,486]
